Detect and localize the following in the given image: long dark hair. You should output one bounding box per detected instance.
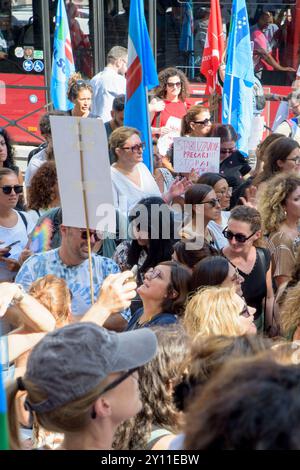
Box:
[127,197,175,281]
[0,128,17,171]
[191,256,230,292]
[159,261,192,316]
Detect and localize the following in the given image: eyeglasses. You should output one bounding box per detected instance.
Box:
[198,198,221,208]
[79,229,101,242]
[121,142,145,153]
[0,185,23,195]
[239,304,251,318]
[99,368,139,396]
[146,267,163,280]
[220,148,236,154]
[222,228,256,243]
[287,156,300,165]
[192,118,211,126]
[167,81,181,88]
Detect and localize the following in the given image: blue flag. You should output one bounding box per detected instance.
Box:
[50,0,75,111]
[222,0,255,154]
[179,0,194,80]
[124,0,159,171]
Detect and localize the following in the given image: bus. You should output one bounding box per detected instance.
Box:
[0,0,299,144]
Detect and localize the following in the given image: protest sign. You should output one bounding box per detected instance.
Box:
[173,136,220,175]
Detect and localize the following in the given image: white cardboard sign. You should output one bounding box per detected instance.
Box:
[173,136,220,175]
[50,116,115,233]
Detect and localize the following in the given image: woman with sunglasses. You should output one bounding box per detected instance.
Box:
[0,128,24,209]
[181,104,212,138]
[182,183,222,248]
[183,286,257,338]
[221,206,274,333]
[109,127,190,217]
[197,172,232,249]
[126,261,191,330]
[150,67,190,138]
[0,168,34,283]
[210,124,252,192]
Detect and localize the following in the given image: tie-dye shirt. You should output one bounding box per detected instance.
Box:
[15,248,131,320]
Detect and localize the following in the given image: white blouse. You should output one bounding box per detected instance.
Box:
[111,163,162,216]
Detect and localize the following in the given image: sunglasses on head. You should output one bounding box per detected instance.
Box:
[222,228,256,243]
[198,198,220,208]
[0,185,23,195]
[79,229,101,242]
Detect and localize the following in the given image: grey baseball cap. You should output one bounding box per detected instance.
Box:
[24,322,157,413]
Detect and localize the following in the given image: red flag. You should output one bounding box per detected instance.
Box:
[200,0,224,95]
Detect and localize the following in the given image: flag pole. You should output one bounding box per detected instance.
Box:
[77,119,94,305]
[227,7,237,124]
[145,85,154,173]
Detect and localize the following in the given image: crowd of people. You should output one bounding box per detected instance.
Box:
[2,43,300,451]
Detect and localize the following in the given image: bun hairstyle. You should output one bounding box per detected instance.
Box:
[67,73,93,102]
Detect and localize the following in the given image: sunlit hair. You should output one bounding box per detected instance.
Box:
[253,137,300,185]
[181,105,210,136]
[0,167,17,182]
[27,162,59,212]
[109,126,141,160]
[183,286,245,339]
[175,334,272,412]
[29,274,71,327]
[228,205,263,247]
[258,173,300,234]
[154,67,189,102]
[113,325,189,450]
[107,46,128,64]
[255,133,284,164]
[67,72,93,102]
[279,281,300,339]
[210,123,238,143]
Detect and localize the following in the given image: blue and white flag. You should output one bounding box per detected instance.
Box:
[124,0,159,171]
[222,0,255,154]
[50,0,75,111]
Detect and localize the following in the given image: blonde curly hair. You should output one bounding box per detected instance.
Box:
[183,286,245,339]
[279,281,300,338]
[258,173,300,234]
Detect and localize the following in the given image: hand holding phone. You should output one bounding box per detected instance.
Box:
[2,240,20,258]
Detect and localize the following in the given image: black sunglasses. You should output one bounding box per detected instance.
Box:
[0,185,23,195]
[99,368,139,396]
[198,198,220,208]
[192,118,211,126]
[222,228,256,243]
[80,229,101,242]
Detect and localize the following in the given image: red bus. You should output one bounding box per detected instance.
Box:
[0,0,299,144]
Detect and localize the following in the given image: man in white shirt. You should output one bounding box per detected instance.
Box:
[90,46,128,122]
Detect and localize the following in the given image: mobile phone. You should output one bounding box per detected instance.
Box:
[2,240,20,258]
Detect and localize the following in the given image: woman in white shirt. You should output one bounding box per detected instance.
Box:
[0,168,34,282]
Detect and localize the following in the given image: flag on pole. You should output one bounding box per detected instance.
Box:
[124,0,159,171]
[179,0,194,79]
[222,0,255,154]
[0,359,9,450]
[200,0,224,95]
[50,0,75,111]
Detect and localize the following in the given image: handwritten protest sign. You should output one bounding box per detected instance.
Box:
[173,137,220,175]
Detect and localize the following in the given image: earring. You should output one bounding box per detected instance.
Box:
[284,210,287,218]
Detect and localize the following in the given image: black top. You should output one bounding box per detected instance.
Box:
[220,151,252,190]
[223,247,271,320]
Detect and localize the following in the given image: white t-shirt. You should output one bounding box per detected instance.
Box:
[24,148,47,188]
[111,163,162,216]
[207,211,230,250]
[26,208,48,227]
[90,67,126,122]
[0,210,35,281]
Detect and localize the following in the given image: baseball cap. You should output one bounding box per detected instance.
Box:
[24,322,158,413]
